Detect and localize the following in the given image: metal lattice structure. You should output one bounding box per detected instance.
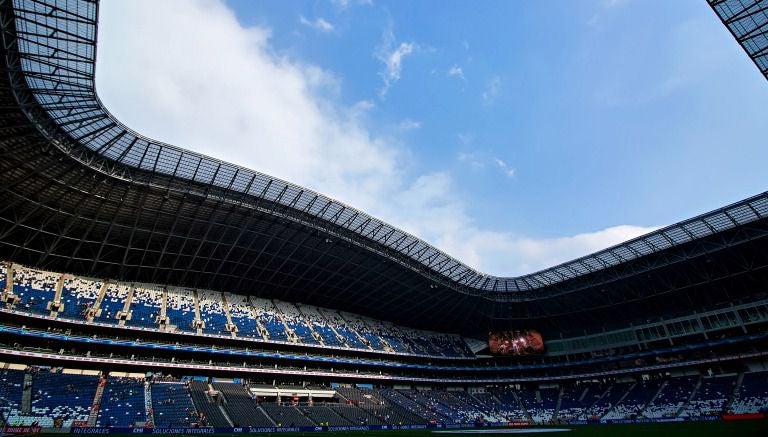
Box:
[709,0,768,80]
[0,0,767,334]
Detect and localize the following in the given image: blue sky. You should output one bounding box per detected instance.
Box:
[96,0,768,276]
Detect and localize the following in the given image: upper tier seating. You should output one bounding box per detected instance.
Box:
[2,262,474,358]
[165,288,196,333]
[199,291,228,336]
[276,302,320,345]
[730,371,768,414]
[11,267,58,315]
[226,294,262,339]
[97,377,144,427]
[126,285,163,329]
[59,277,102,321]
[250,298,289,342]
[0,262,7,290]
[94,284,131,325]
[150,382,198,428]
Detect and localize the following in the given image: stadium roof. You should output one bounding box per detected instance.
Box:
[1,0,767,335]
[709,0,768,81]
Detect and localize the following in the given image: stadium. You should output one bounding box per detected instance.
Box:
[0,0,767,435]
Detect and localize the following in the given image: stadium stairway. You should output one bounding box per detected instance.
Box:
[212,382,274,427]
[49,275,65,317]
[117,286,135,327]
[676,376,703,417]
[21,373,32,415]
[220,293,237,338]
[601,382,636,419]
[270,300,298,343]
[643,380,668,414]
[192,290,203,336]
[87,376,107,426]
[189,381,231,427]
[724,372,746,412]
[553,386,563,420]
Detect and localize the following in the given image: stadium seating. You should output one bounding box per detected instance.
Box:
[188,380,231,427]
[730,371,768,414]
[557,383,599,422]
[19,370,98,427]
[11,267,57,316]
[260,402,315,427]
[680,375,736,417]
[580,381,633,419]
[250,297,290,342]
[487,387,529,422]
[276,302,320,345]
[165,288,197,333]
[97,377,144,427]
[150,382,198,427]
[94,284,130,325]
[2,262,475,359]
[0,369,25,424]
[125,285,162,329]
[226,294,262,339]
[59,277,102,321]
[643,376,699,418]
[211,382,274,427]
[603,379,663,420]
[198,291,228,336]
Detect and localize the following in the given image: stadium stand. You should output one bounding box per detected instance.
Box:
[1,0,768,433]
[10,267,58,316]
[7,369,99,427]
[126,285,163,329]
[188,381,231,427]
[730,371,768,414]
[165,288,197,334]
[212,382,274,427]
[97,377,144,427]
[603,379,664,420]
[643,376,699,418]
[260,403,315,427]
[94,284,131,325]
[150,382,198,428]
[679,375,736,417]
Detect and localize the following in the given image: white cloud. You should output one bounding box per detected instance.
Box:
[482,75,501,104]
[398,119,421,131]
[299,16,334,33]
[447,65,464,79]
[375,28,417,97]
[331,0,373,10]
[494,158,516,178]
[96,0,655,277]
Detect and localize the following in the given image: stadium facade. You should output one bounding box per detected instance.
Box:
[0,0,766,432]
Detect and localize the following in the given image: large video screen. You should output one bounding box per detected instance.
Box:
[488,330,544,356]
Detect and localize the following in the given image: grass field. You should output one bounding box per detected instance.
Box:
[42,420,768,437]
